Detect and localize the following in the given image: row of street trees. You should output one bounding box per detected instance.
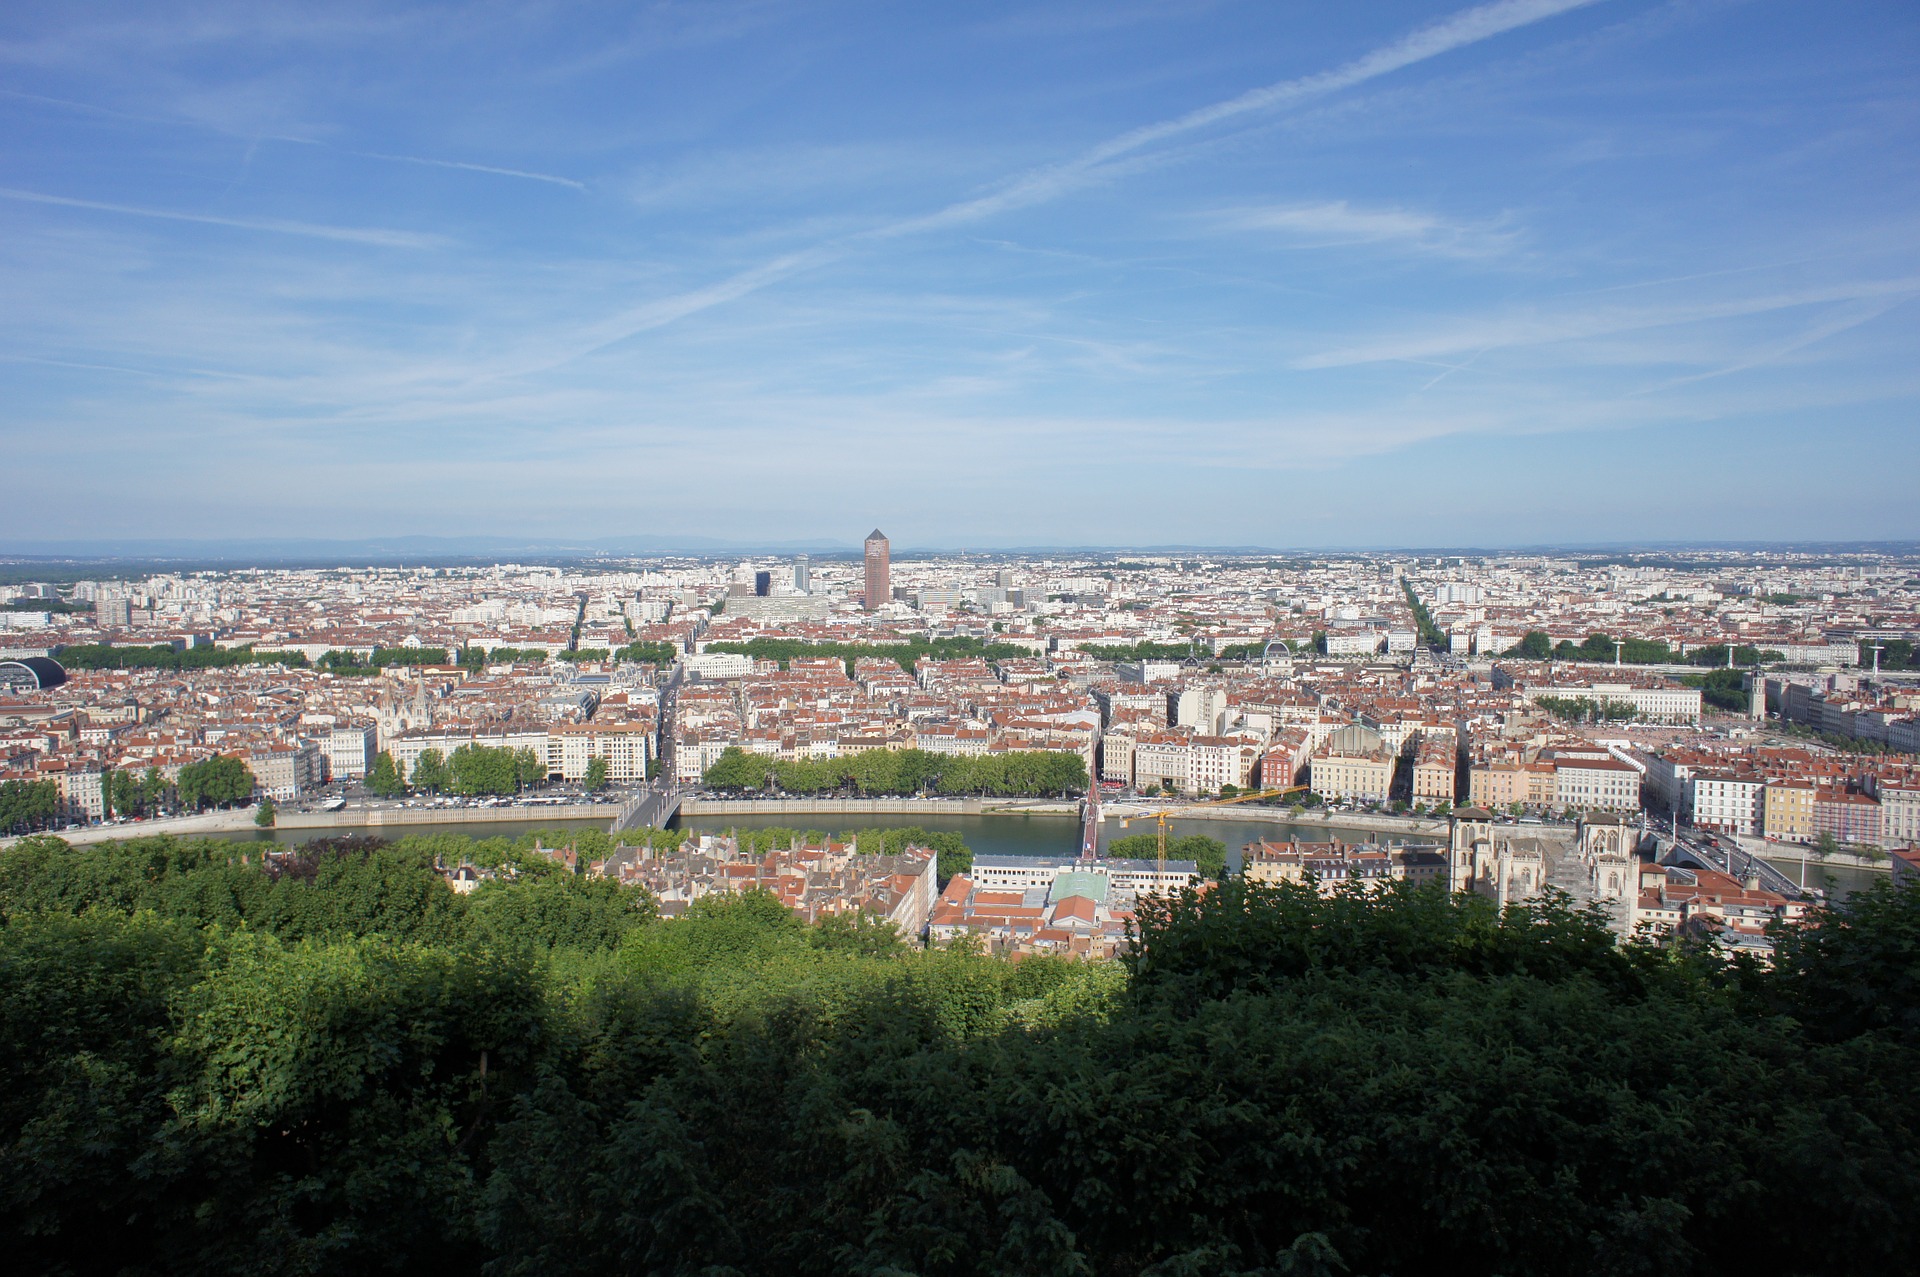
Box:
[101,758,258,821]
[703,746,1088,797]
[1505,630,1785,666]
[1534,694,1645,724]
[703,635,1037,676]
[0,779,61,834]
[364,745,551,798]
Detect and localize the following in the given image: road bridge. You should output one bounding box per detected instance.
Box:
[1660,835,1803,898]
[611,785,681,834]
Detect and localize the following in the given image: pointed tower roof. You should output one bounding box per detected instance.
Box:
[866,528,887,542]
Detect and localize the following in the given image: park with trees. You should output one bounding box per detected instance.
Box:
[1504,630,1786,667]
[0,823,1916,1276]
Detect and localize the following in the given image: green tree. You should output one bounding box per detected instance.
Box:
[254,796,276,827]
[1509,629,1553,659]
[175,755,254,812]
[448,745,515,797]
[366,750,405,798]
[0,779,61,834]
[140,766,170,815]
[411,749,450,794]
[582,756,610,793]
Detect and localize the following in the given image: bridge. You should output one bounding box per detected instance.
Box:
[1659,835,1803,898]
[610,785,682,834]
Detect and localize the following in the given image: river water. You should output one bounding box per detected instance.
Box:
[673,810,1386,863]
[211,810,1386,861]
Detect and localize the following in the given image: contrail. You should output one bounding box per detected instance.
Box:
[354,151,589,191]
[556,0,1606,364]
[0,186,447,249]
[878,0,1607,236]
[1,90,587,191]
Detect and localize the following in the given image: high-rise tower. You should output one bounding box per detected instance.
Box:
[863,529,891,610]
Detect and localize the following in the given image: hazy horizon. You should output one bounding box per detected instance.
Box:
[5,0,1917,545]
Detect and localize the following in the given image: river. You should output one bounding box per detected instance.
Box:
[209,809,1389,862]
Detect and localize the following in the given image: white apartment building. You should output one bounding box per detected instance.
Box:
[678,733,737,784]
[682,652,755,679]
[1190,736,1260,793]
[1689,771,1766,836]
[1324,631,1384,658]
[247,741,325,801]
[1551,757,1641,813]
[1132,734,1193,793]
[323,724,378,780]
[1876,785,1920,844]
[547,722,653,783]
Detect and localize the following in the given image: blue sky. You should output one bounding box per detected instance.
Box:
[3,0,1916,550]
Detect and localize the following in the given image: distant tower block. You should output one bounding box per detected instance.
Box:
[794,554,811,594]
[864,528,891,610]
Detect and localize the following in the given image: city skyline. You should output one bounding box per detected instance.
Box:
[4,0,1918,546]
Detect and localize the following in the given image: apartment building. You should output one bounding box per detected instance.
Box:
[1309,748,1396,803]
[1812,789,1882,846]
[1763,782,1817,843]
[1552,756,1641,813]
[1410,734,1458,804]
[547,721,654,783]
[1690,771,1767,836]
[323,723,378,780]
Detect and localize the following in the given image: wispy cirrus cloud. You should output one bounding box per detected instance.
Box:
[3,86,591,191]
[1214,200,1520,257]
[1290,276,1920,370]
[0,186,448,248]
[548,0,1605,365]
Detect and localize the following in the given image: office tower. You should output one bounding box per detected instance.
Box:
[864,529,891,610]
[793,555,811,594]
[754,570,771,597]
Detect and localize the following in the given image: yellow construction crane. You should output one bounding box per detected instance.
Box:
[1119,786,1308,872]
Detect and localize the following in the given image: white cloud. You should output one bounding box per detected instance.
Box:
[1216,200,1518,257]
[1290,276,1920,370]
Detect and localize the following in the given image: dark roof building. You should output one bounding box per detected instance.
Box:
[0,656,66,692]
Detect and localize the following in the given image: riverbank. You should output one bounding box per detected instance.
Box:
[1144,806,1454,840]
[679,796,1458,841]
[2,807,259,848]
[278,804,611,830]
[682,797,992,817]
[1,801,618,849]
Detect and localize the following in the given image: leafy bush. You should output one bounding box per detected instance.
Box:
[2,834,1918,1275]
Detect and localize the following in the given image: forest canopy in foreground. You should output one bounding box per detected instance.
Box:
[1,831,1917,1277]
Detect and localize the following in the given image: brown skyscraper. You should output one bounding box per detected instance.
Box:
[863,528,891,610]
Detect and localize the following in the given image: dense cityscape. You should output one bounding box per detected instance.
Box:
[5,532,1918,959]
